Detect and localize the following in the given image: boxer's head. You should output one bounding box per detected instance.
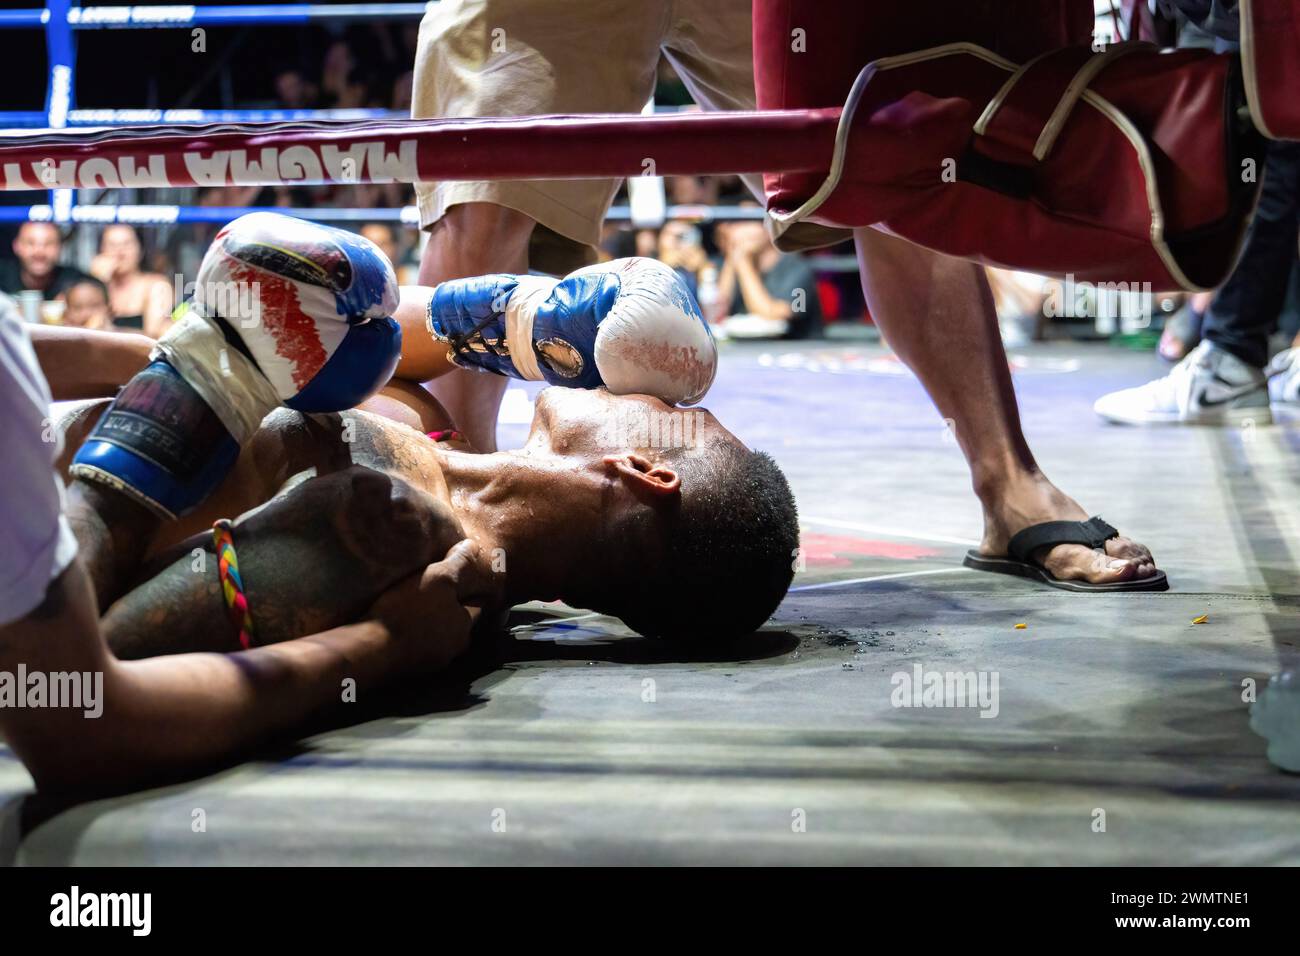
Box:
[523,388,798,642]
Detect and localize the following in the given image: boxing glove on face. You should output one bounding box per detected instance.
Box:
[427,257,717,406]
[72,214,402,518]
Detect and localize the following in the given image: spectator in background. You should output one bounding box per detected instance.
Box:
[360,222,418,286]
[1156,290,1212,361]
[321,41,370,109]
[716,208,823,340]
[986,267,1049,348]
[667,175,720,208]
[0,222,93,303]
[634,229,658,260]
[656,220,709,299]
[90,225,174,337]
[392,70,414,113]
[274,69,320,110]
[59,278,114,332]
[1093,142,1300,425]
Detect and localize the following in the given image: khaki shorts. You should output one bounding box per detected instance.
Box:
[412,0,763,275]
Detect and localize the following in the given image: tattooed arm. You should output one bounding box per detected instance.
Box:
[0,546,475,795]
[103,464,465,658]
[3,421,472,794]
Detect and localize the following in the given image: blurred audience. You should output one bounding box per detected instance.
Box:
[715,206,823,340]
[1158,290,1212,361]
[1,30,861,339]
[1094,141,1300,425]
[360,222,419,285]
[986,268,1049,348]
[0,223,93,303]
[321,41,372,109]
[90,224,175,336]
[274,68,320,110]
[60,278,115,332]
[657,220,709,299]
[667,175,721,208]
[392,70,415,113]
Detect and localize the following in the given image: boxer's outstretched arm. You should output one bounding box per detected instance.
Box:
[31,290,452,396]
[29,325,153,400]
[391,285,458,383]
[0,550,472,795]
[101,465,465,658]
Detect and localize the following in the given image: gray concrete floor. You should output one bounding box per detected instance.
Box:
[2,340,1298,865]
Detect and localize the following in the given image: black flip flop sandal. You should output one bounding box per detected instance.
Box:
[962,516,1169,593]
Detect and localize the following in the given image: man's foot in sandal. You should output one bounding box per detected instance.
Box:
[969,474,1167,592]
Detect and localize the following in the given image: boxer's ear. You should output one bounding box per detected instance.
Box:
[603,453,680,496]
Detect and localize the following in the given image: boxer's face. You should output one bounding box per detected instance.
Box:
[518,387,734,618]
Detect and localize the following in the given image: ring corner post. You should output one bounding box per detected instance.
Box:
[44,0,77,221]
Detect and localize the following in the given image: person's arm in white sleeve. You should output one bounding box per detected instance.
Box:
[0,312,474,795]
[0,312,81,626]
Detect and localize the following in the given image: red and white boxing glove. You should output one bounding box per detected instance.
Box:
[72,213,401,517]
[163,211,402,442]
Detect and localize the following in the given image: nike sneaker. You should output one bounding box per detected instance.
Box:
[1268,347,1300,404]
[1094,340,1272,425]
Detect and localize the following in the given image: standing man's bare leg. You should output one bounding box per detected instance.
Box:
[417,202,535,452]
[854,228,1159,585]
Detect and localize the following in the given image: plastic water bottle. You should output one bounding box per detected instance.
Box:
[698,264,720,325]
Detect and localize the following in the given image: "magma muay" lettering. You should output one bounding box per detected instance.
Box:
[1,140,418,189]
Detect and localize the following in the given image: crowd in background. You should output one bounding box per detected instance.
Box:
[9,16,1294,350]
[0,25,863,341]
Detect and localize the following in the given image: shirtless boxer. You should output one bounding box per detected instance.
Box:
[411,0,1165,592]
[2,213,793,792]
[56,379,795,660]
[56,212,774,651]
[0,216,471,793]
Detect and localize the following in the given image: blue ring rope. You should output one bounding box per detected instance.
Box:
[0,205,768,225]
[0,4,431,30]
[0,108,408,127]
[18,3,432,214]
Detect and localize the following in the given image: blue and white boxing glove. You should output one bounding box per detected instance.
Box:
[72,213,401,518]
[427,257,717,406]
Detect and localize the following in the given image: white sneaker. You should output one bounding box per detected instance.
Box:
[1267,348,1300,404]
[1093,341,1272,425]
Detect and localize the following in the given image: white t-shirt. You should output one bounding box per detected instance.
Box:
[0,302,78,626]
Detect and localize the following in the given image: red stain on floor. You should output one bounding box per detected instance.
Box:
[798,532,939,567]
